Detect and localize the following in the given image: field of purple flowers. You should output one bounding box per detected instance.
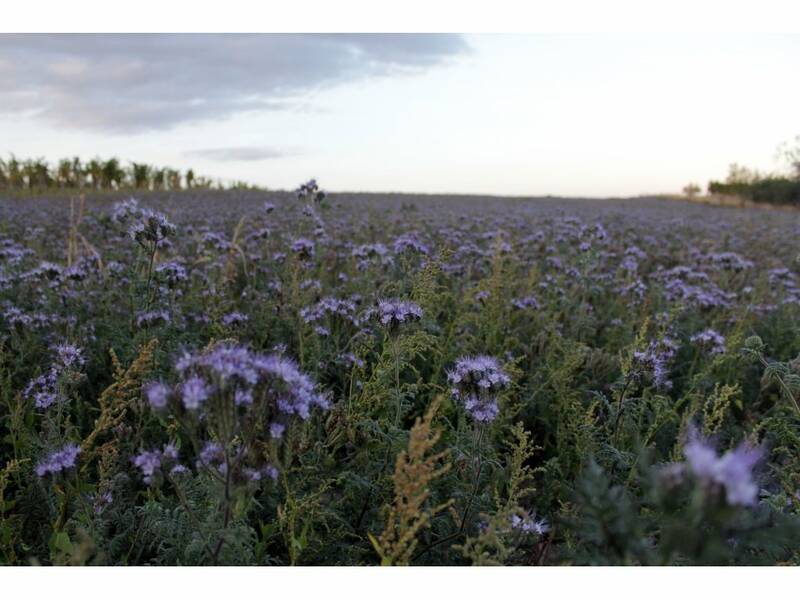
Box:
[2,183,800,565]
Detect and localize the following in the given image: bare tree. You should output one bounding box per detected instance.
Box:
[682,183,701,199]
[776,135,800,180]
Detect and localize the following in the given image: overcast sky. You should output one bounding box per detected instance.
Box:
[1,33,799,196]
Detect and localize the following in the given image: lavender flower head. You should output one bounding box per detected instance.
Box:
[132,443,183,485]
[690,328,726,356]
[24,372,60,410]
[113,199,176,249]
[631,337,679,390]
[511,295,541,311]
[138,343,329,484]
[510,512,550,536]
[447,355,511,423]
[24,343,86,410]
[36,444,81,477]
[170,343,329,420]
[221,312,249,327]
[683,428,764,507]
[300,297,358,328]
[154,260,187,287]
[181,375,211,410]
[253,353,330,419]
[374,298,423,330]
[290,238,315,260]
[54,343,85,370]
[144,381,170,409]
[296,178,326,204]
[132,450,163,480]
[136,309,171,329]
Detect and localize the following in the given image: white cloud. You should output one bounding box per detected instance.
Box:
[184,146,298,161]
[0,34,468,133]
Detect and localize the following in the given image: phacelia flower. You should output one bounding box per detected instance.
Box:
[181,376,211,410]
[374,299,423,330]
[36,444,81,477]
[690,328,726,355]
[683,428,764,507]
[144,381,170,409]
[510,512,550,536]
[447,355,511,423]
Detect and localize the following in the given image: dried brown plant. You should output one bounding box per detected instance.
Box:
[369,397,452,565]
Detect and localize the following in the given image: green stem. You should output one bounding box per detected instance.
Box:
[144,245,156,310]
[392,335,402,427]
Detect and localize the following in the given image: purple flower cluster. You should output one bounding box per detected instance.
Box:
[352,243,393,270]
[300,297,359,335]
[255,353,331,419]
[373,299,423,330]
[149,342,330,425]
[154,261,187,287]
[682,429,764,506]
[393,233,430,255]
[136,309,171,328]
[290,238,315,260]
[447,355,511,423]
[112,198,176,249]
[656,266,735,310]
[132,443,183,485]
[221,311,248,327]
[296,178,326,204]
[144,381,170,409]
[90,491,113,515]
[631,337,679,390]
[193,441,279,482]
[243,464,279,483]
[510,512,550,536]
[707,252,754,272]
[23,343,85,409]
[54,343,85,370]
[690,328,726,355]
[180,376,211,409]
[0,238,34,265]
[35,443,81,477]
[511,295,541,310]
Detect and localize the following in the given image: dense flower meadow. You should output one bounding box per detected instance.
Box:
[1,184,800,565]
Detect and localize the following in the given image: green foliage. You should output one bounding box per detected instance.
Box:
[2,190,799,566]
[0,155,261,194]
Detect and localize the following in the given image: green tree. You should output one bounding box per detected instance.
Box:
[166,168,181,190]
[86,158,103,190]
[7,156,23,189]
[130,162,151,190]
[725,163,761,185]
[682,183,701,199]
[101,158,124,189]
[776,135,800,180]
[152,168,166,191]
[56,158,75,188]
[71,157,85,189]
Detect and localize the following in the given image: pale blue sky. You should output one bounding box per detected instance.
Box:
[1,34,799,196]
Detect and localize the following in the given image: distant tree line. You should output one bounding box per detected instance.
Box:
[0,155,261,193]
[706,137,800,206]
